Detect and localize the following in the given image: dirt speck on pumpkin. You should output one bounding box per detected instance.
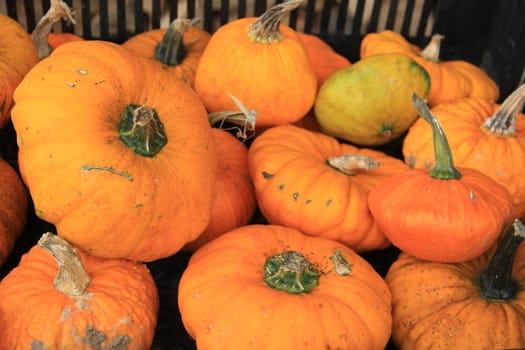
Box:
[31,340,47,350]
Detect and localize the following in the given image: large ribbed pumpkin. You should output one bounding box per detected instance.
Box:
[11,40,217,262]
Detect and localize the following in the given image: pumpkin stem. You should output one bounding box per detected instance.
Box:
[247,0,304,43]
[479,219,525,300]
[208,91,257,141]
[326,154,380,175]
[412,93,461,180]
[264,251,320,294]
[155,17,201,66]
[482,83,525,136]
[119,104,167,157]
[419,33,444,62]
[32,0,76,59]
[38,232,90,297]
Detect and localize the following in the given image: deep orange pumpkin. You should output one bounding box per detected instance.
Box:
[183,128,256,251]
[360,30,500,107]
[11,40,217,262]
[0,13,39,128]
[248,124,409,251]
[194,0,317,127]
[0,233,159,349]
[178,224,393,350]
[122,18,211,87]
[0,158,28,267]
[368,94,514,262]
[386,219,525,349]
[403,83,525,220]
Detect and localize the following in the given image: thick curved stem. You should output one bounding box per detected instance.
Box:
[247,0,304,43]
[38,232,90,297]
[482,83,525,136]
[155,18,200,66]
[32,0,76,59]
[479,219,525,300]
[412,93,461,180]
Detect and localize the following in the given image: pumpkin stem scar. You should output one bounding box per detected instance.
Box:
[331,250,352,276]
[82,165,134,181]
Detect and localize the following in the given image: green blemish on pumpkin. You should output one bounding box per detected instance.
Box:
[279,184,285,190]
[262,171,274,179]
[31,341,46,350]
[326,199,332,206]
[379,123,394,137]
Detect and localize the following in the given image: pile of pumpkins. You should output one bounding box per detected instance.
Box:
[1,0,525,348]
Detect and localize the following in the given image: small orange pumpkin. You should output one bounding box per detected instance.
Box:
[178,224,393,350]
[360,30,500,106]
[0,232,159,349]
[183,128,256,251]
[0,157,28,267]
[122,17,211,87]
[368,93,514,262]
[248,124,409,251]
[296,32,351,90]
[0,13,39,128]
[194,0,317,127]
[11,40,217,262]
[403,83,525,220]
[386,219,525,349]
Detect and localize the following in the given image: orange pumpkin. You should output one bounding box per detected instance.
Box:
[11,40,217,262]
[0,232,159,349]
[403,83,525,220]
[194,0,317,127]
[0,157,28,267]
[386,219,525,349]
[0,13,39,128]
[178,224,392,350]
[248,124,409,251]
[360,30,500,106]
[122,18,211,87]
[368,94,514,262]
[296,32,351,90]
[183,128,256,251]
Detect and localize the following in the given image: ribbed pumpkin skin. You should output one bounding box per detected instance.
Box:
[0,13,39,128]
[248,124,409,251]
[183,128,256,251]
[0,158,28,267]
[11,40,217,262]
[122,26,211,87]
[194,18,317,127]
[179,224,392,350]
[386,246,525,349]
[360,30,500,107]
[403,98,525,219]
[0,243,159,349]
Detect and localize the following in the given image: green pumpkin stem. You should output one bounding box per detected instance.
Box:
[32,0,76,59]
[38,232,90,297]
[327,154,380,175]
[155,18,199,66]
[119,104,167,157]
[264,251,320,294]
[479,219,525,300]
[248,0,304,43]
[412,93,461,180]
[418,33,444,62]
[482,83,525,136]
